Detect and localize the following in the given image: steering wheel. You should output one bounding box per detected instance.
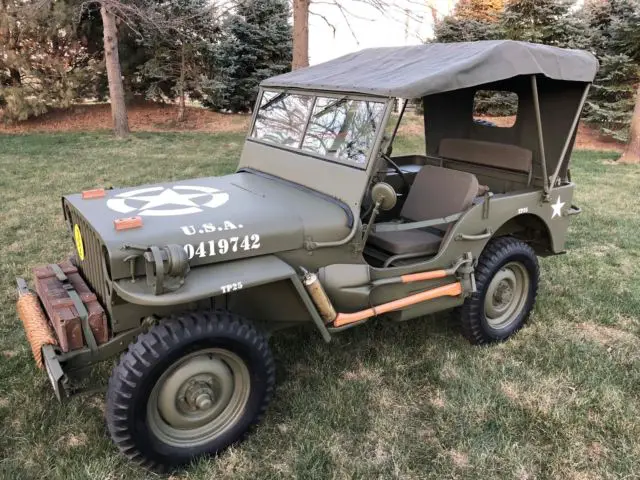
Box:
[381,153,410,195]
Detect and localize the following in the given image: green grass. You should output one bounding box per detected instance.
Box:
[1,132,639,479]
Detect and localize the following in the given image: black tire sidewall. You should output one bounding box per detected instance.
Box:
[107,313,274,470]
[141,338,268,462]
[478,251,538,339]
[460,237,539,344]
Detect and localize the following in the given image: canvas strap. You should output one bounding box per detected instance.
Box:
[51,264,98,353]
[373,213,461,233]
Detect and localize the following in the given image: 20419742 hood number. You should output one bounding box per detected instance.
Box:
[183,234,261,260]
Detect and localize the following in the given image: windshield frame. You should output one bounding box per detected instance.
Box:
[247,87,392,170]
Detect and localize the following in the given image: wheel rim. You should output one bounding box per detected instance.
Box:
[147,348,251,447]
[484,261,529,330]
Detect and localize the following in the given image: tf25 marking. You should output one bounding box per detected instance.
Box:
[220,282,243,294]
[183,234,261,260]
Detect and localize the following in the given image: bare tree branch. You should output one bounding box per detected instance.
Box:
[309,10,337,36]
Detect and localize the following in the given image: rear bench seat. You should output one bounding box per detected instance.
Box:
[438,138,534,190]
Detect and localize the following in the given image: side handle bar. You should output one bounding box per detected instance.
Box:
[455,229,492,241]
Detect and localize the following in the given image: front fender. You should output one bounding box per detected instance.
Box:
[115,255,295,306]
[113,255,331,341]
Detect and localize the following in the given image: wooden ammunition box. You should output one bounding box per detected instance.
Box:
[33,262,108,352]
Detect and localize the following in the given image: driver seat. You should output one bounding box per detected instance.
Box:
[368,165,479,256]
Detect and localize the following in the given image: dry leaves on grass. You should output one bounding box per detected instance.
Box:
[574,322,640,351]
[448,449,470,468]
[341,361,383,383]
[500,376,576,414]
[56,432,88,448]
[0,102,250,134]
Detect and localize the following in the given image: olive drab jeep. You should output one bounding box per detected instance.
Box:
[16,40,598,470]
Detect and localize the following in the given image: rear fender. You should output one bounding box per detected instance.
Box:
[113,255,330,341]
[493,213,554,254]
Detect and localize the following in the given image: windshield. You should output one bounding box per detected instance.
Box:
[250,90,386,168]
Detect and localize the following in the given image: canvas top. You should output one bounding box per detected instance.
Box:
[261,40,599,98]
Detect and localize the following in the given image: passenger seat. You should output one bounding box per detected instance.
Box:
[368,165,478,256]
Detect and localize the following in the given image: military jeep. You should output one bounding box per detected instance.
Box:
[16,40,598,470]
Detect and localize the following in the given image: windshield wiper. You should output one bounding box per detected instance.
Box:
[260,91,287,111]
[313,96,348,118]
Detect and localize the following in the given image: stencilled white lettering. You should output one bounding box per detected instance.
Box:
[183,234,261,260]
[220,282,243,294]
[180,220,245,236]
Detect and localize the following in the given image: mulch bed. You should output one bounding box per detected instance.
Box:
[0,102,624,152]
[0,102,250,134]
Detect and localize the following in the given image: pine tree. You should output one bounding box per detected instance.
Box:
[137,0,218,121]
[500,0,589,49]
[581,0,640,151]
[455,0,505,22]
[608,1,640,163]
[583,54,640,142]
[0,1,99,122]
[203,0,292,113]
[434,0,503,43]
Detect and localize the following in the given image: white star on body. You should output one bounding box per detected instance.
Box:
[128,188,210,211]
[551,196,565,219]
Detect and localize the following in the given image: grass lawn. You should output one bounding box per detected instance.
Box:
[1,132,639,479]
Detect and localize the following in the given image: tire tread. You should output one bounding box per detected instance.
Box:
[106,310,275,471]
[460,236,539,345]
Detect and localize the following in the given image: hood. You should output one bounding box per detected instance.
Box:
[63,171,352,280]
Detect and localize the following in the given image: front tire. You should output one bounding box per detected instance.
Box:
[106,311,275,471]
[460,237,539,345]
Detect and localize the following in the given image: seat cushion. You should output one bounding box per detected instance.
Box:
[368,229,442,256]
[400,165,479,222]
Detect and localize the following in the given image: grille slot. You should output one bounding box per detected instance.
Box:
[66,205,109,307]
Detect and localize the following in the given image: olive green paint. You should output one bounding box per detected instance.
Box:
[26,54,591,395]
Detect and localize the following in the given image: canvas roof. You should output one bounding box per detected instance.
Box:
[261,40,599,98]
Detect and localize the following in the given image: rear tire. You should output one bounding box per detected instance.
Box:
[106,311,275,471]
[460,237,539,345]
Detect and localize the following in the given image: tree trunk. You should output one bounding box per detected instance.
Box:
[9,68,21,86]
[292,0,309,70]
[100,5,129,138]
[619,84,640,164]
[177,44,186,122]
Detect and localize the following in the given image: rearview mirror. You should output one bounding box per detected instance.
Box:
[371,182,397,211]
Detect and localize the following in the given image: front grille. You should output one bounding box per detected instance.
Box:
[66,206,109,307]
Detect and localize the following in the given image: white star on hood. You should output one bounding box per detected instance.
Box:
[128,188,210,211]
